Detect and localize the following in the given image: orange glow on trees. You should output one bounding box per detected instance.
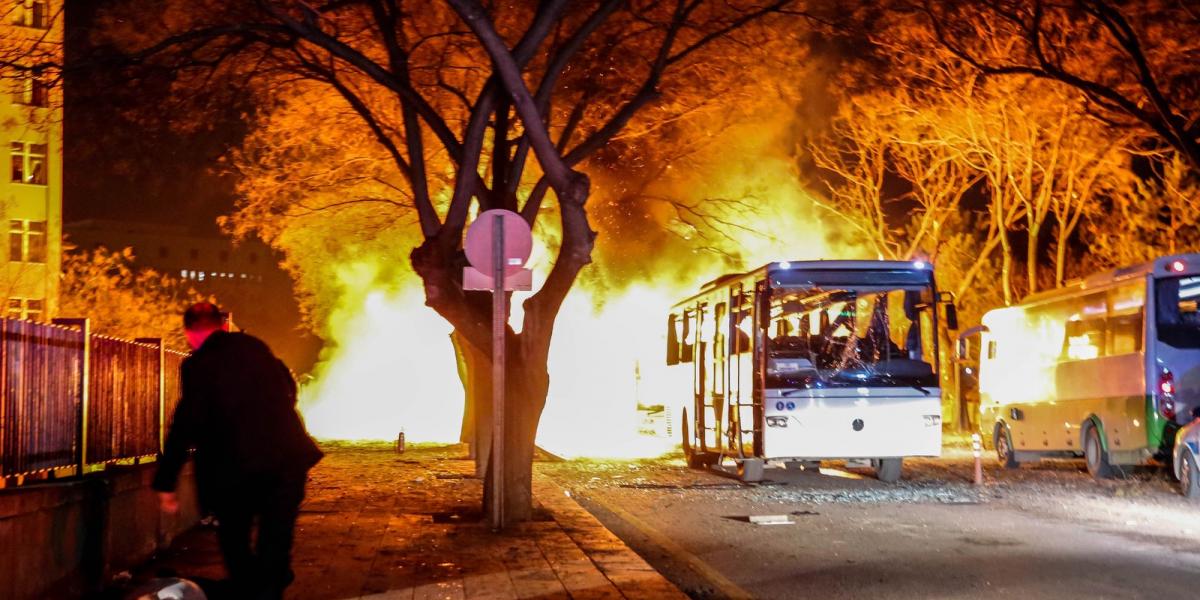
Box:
[100,0,823,525]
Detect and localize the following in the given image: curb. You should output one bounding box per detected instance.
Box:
[579,491,756,600]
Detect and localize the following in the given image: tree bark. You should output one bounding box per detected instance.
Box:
[1027,223,1039,296]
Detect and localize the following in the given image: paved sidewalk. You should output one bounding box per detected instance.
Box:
[122,443,685,600]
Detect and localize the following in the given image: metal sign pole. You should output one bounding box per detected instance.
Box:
[491,213,506,529]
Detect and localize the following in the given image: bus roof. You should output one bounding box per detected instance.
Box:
[672,259,934,310]
[1001,254,1200,309]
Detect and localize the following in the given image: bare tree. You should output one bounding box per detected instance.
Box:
[1088,151,1200,268]
[916,0,1200,173]
[97,0,811,524]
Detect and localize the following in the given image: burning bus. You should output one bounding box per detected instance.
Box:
[665,260,957,482]
[979,255,1200,479]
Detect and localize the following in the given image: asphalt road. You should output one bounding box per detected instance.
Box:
[540,450,1200,600]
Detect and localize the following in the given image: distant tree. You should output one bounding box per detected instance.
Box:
[1088,152,1200,268]
[59,246,206,351]
[914,0,1200,173]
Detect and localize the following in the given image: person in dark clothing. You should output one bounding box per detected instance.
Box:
[154,302,323,600]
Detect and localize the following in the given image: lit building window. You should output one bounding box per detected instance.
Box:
[26,298,43,321]
[13,73,48,107]
[8,219,46,263]
[10,142,47,185]
[12,1,49,29]
[6,297,44,321]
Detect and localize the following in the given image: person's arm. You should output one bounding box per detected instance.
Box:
[153,359,203,501]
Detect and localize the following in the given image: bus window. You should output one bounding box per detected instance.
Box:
[667,314,681,366]
[731,307,751,354]
[714,303,727,361]
[1058,292,1107,360]
[765,286,936,387]
[1109,313,1143,355]
[1108,280,1145,356]
[714,302,727,394]
[681,310,695,363]
[1063,318,1106,361]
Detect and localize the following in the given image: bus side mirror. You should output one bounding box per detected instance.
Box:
[937,291,959,331]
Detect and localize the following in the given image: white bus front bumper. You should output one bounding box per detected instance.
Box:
[762,387,943,459]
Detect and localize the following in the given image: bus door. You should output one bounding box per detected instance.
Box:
[750,279,768,457]
[728,286,757,457]
[712,300,728,452]
[692,303,717,452]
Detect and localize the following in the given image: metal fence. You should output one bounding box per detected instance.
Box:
[0,320,84,478]
[0,317,188,482]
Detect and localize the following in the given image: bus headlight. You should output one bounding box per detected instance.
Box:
[924,415,941,427]
[766,416,788,428]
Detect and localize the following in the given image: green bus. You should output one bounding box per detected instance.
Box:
[979,255,1200,478]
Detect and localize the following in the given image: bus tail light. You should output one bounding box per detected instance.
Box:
[1158,369,1177,420]
[766,416,788,428]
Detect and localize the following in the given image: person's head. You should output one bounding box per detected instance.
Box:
[183,302,228,350]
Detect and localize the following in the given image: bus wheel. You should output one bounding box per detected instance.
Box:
[994,424,1019,469]
[1084,424,1114,480]
[1181,451,1200,500]
[875,457,903,483]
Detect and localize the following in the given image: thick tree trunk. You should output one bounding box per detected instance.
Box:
[412,236,560,524]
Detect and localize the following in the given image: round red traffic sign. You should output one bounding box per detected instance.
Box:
[464,209,533,273]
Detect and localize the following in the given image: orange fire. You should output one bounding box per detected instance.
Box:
[298,115,855,457]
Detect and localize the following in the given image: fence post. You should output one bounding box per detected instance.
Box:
[136,338,165,455]
[53,318,90,476]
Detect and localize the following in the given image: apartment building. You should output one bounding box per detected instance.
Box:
[1,0,62,321]
[65,219,321,372]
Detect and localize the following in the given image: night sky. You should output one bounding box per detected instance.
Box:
[62,0,252,233]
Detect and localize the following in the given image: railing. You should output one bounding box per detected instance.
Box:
[87,335,162,465]
[0,317,188,483]
[0,320,84,479]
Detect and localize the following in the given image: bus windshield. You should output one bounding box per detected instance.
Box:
[765,285,937,389]
[1156,275,1200,348]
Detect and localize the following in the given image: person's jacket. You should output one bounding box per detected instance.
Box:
[152,331,323,503]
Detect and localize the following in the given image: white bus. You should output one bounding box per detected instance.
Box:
[665,260,956,482]
[979,255,1200,479]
